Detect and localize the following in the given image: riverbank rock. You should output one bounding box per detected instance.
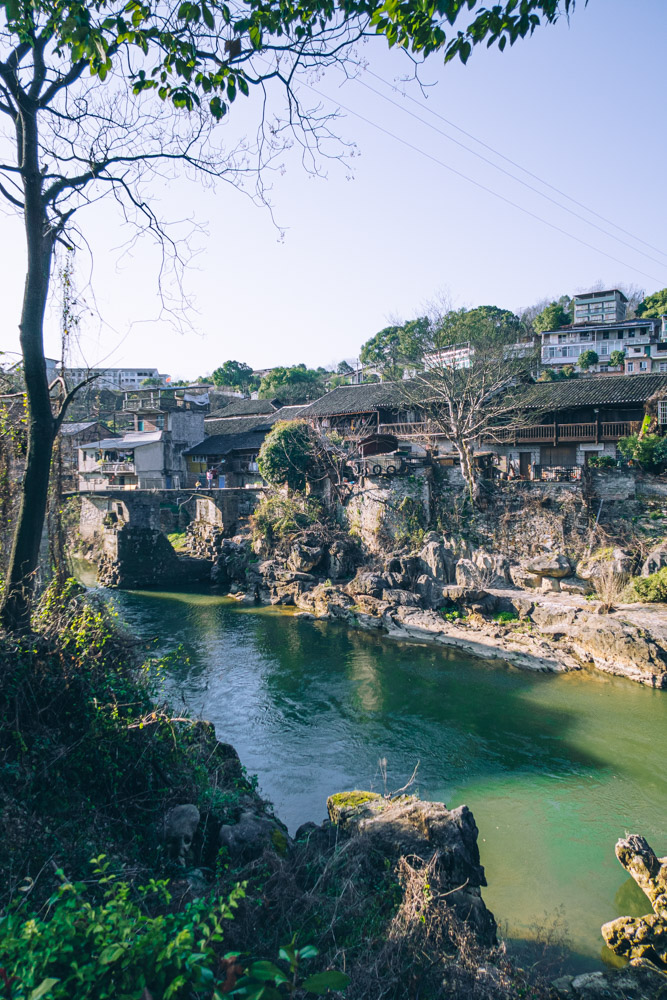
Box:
[295,583,355,618]
[163,804,200,866]
[552,961,667,999]
[326,792,497,946]
[287,542,323,573]
[601,834,667,968]
[642,542,667,577]
[219,809,289,862]
[570,620,667,688]
[577,547,633,580]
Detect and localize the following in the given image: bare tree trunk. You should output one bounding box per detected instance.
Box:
[453,437,480,507]
[0,100,55,633]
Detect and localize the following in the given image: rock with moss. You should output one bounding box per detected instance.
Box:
[601,834,667,968]
[551,961,667,999]
[326,791,497,946]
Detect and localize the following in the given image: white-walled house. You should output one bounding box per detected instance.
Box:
[78,431,170,490]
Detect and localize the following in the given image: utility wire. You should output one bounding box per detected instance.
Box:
[360,64,667,263]
[301,79,665,285]
[348,73,667,271]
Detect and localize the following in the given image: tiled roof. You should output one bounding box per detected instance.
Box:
[203,406,305,437]
[517,373,667,410]
[539,317,659,335]
[298,382,404,417]
[186,431,266,457]
[60,421,98,435]
[207,397,277,419]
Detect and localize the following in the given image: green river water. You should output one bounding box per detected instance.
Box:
[109,587,666,968]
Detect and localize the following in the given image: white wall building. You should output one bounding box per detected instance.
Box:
[540,318,665,373]
[65,367,170,390]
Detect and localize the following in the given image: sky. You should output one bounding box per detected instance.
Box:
[3,0,667,380]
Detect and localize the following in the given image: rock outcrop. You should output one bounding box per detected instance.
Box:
[326,791,497,946]
[601,834,667,968]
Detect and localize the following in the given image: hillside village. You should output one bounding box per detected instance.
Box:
[28,287,667,492]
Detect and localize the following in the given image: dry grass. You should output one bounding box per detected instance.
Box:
[592,562,629,613]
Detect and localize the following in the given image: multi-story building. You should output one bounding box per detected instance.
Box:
[78,387,208,490]
[65,366,170,391]
[540,316,667,374]
[572,289,627,324]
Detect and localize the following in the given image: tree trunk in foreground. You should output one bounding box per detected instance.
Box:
[0,100,55,633]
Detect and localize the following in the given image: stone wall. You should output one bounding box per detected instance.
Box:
[345,469,431,553]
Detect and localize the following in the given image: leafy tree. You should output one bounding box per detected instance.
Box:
[258,420,324,492]
[533,301,571,332]
[337,360,354,375]
[609,350,626,367]
[360,317,431,378]
[637,288,667,319]
[0,0,583,629]
[140,377,162,387]
[618,433,667,472]
[258,365,326,403]
[212,360,256,391]
[435,305,524,348]
[578,349,599,371]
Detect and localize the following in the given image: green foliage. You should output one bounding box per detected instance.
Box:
[251,493,322,544]
[231,940,349,998]
[637,287,667,318]
[434,305,524,349]
[212,361,257,392]
[609,350,626,367]
[167,530,188,551]
[587,454,616,469]
[492,611,519,623]
[533,302,571,332]
[577,349,599,371]
[257,421,323,491]
[441,608,467,622]
[618,433,667,472]
[336,360,353,375]
[258,366,326,404]
[632,567,667,603]
[0,858,243,1000]
[359,318,430,378]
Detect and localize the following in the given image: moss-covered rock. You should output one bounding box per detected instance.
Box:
[327,790,384,826]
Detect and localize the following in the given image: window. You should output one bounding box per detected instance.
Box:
[602,331,610,340]
[660,363,667,373]
[659,400,667,424]
[640,361,648,371]
[627,362,634,372]
[558,334,567,343]
[628,332,635,338]
[599,345,609,355]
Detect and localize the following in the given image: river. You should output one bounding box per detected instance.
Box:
[109,587,666,967]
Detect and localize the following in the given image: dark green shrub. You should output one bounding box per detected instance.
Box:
[492,611,519,623]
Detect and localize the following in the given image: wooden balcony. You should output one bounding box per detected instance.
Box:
[601,421,641,440]
[376,419,643,446]
[99,462,136,474]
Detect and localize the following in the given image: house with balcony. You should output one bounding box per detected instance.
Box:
[64,366,170,390]
[300,373,667,482]
[539,316,666,375]
[77,387,210,490]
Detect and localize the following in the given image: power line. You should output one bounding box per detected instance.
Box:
[301,79,665,286]
[350,74,667,271]
[361,64,667,265]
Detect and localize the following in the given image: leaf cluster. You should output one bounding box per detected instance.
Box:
[0,858,244,1000]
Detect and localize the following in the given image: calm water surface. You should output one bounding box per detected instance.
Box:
[110,588,667,964]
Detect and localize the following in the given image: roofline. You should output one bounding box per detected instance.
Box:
[573,289,628,302]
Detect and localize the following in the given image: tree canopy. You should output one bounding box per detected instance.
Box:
[578,349,599,371]
[637,288,667,319]
[257,420,322,492]
[359,318,430,379]
[258,364,326,403]
[211,360,257,391]
[533,301,571,333]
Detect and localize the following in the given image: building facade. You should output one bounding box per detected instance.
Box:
[65,366,170,391]
[572,289,627,325]
[540,317,667,374]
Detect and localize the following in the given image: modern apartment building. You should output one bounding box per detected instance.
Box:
[540,317,667,374]
[572,289,627,325]
[65,366,170,390]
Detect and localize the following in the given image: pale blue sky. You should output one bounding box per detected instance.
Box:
[3,0,667,379]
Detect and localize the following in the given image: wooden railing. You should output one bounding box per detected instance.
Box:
[601,421,641,439]
[491,424,555,442]
[377,421,441,437]
[558,422,596,441]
